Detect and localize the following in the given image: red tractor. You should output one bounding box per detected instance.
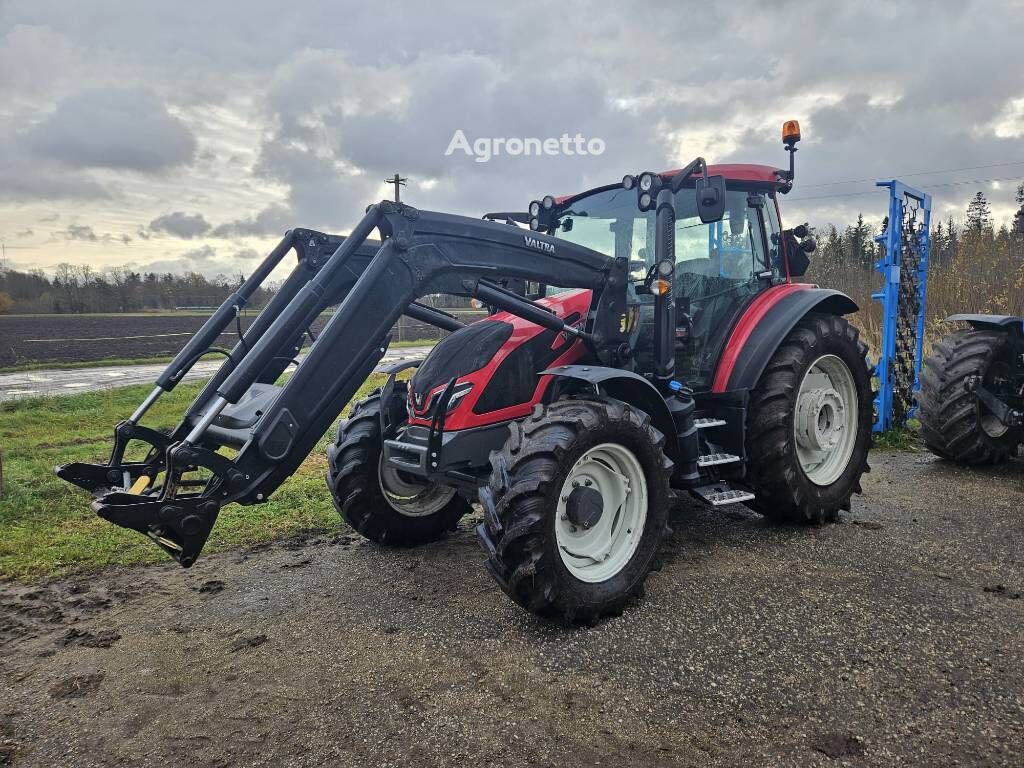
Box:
[59,121,872,623]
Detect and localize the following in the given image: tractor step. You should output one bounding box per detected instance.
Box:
[692,483,756,507]
[693,417,727,429]
[697,452,740,467]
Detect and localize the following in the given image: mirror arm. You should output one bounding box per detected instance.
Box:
[669,157,708,194]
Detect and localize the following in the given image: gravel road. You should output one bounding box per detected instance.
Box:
[1,450,1022,767]
[0,346,435,401]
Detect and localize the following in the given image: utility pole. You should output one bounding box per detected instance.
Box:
[386,173,407,203]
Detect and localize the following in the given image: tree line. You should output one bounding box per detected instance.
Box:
[0,266,276,314]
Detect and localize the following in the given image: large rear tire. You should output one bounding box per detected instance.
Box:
[919,329,1020,465]
[745,313,873,524]
[478,398,672,624]
[326,386,470,546]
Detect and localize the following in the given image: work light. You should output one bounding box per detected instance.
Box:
[622,174,636,190]
[638,172,659,192]
[529,201,541,217]
[542,195,555,210]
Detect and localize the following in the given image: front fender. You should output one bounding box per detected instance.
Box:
[540,365,678,460]
[712,284,859,392]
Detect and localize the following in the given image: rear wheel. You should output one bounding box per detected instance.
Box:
[919,329,1020,465]
[745,313,873,524]
[479,398,672,624]
[326,386,470,545]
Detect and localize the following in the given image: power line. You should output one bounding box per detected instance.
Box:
[797,160,1024,190]
[787,174,1024,203]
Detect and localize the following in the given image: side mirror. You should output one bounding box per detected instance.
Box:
[783,227,814,277]
[695,175,726,223]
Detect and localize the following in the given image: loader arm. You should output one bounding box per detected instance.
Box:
[61,201,629,566]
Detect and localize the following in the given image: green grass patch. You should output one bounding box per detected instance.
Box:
[873,420,921,451]
[0,376,385,581]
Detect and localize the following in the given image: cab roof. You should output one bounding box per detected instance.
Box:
[667,163,783,184]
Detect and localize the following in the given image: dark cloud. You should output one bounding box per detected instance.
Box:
[25,87,197,173]
[148,211,212,239]
[62,224,98,241]
[0,135,110,202]
[212,204,293,237]
[181,244,217,262]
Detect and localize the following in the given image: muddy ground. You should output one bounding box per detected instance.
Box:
[1,450,1022,767]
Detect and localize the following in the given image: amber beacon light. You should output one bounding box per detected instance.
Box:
[782,120,801,146]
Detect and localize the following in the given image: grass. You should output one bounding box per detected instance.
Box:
[873,420,922,451]
[0,376,386,581]
[0,338,437,373]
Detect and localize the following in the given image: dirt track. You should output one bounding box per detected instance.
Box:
[2,450,1023,767]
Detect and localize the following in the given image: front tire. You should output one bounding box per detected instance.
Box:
[479,399,672,624]
[326,386,470,546]
[919,329,1020,465]
[745,313,873,524]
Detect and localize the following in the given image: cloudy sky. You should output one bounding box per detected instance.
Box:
[1,0,1023,279]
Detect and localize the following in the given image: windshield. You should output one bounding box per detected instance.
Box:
[550,184,780,389]
[554,186,772,280]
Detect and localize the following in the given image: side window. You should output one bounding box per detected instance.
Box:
[762,194,783,275]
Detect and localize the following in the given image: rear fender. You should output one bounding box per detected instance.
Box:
[947,314,1024,335]
[540,364,678,460]
[713,285,859,392]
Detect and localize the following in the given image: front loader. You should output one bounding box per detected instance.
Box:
[58,122,873,623]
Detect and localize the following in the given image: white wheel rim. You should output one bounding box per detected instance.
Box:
[377,455,457,517]
[794,354,859,486]
[981,411,1009,438]
[555,443,648,583]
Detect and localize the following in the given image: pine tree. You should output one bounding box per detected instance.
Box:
[1013,182,1024,235]
[932,220,945,265]
[848,213,871,267]
[965,191,992,234]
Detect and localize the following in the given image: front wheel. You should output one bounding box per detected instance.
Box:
[479,398,672,624]
[745,313,873,524]
[326,386,470,546]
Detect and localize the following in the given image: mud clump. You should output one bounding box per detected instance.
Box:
[49,673,105,699]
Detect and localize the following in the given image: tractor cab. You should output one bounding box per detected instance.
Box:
[524,121,813,392]
[546,165,788,390]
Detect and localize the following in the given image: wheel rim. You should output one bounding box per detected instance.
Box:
[377,455,457,517]
[793,354,859,486]
[555,443,648,584]
[980,361,1011,438]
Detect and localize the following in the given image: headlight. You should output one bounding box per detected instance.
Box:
[446,383,473,412]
